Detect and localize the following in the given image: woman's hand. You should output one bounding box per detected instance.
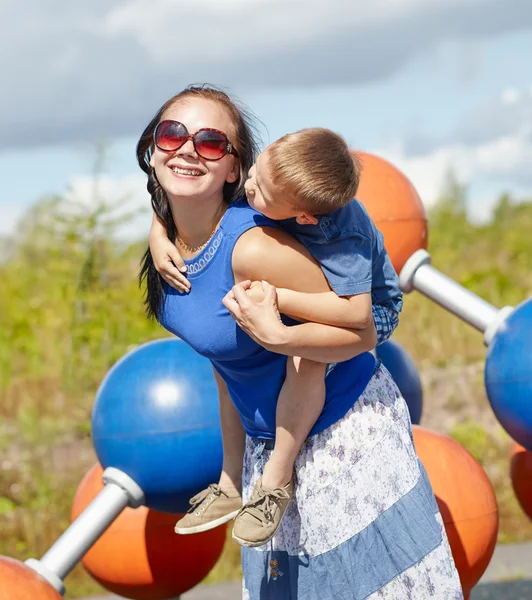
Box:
[245,280,266,303]
[149,235,191,294]
[222,280,287,349]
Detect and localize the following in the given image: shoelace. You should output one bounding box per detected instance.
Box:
[188,483,224,512]
[239,487,289,526]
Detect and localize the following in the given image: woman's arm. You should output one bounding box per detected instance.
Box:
[229,227,377,363]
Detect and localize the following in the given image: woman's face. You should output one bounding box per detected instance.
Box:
[150,97,239,203]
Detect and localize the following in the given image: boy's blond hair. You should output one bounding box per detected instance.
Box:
[267,128,361,214]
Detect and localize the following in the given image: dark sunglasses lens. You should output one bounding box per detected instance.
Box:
[195,130,228,160]
[155,121,188,151]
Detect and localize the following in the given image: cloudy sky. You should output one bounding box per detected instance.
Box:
[1,0,532,238]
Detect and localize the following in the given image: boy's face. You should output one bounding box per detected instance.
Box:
[245,150,317,224]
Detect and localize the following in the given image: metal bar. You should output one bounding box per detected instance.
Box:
[412,263,499,332]
[400,249,499,333]
[39,482,129,580]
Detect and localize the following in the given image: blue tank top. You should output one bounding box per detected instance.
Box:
[160,200,376,439]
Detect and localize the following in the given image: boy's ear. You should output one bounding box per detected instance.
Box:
[295,213,319,225]
[226,160,240,184]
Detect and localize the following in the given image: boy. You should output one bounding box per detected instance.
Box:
[149,128,402,547]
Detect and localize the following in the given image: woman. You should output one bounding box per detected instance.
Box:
[138,84,463,599]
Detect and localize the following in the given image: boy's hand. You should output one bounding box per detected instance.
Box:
[149,235,191,293]
[245,280,266,303]
[222,280,286,349]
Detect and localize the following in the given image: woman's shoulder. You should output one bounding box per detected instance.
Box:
[223,198,278,230]
[232,219,323,289]
[221,200,279,243]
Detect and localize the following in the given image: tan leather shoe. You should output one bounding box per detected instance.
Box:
[175,484,242,535]
[232,478,294,547]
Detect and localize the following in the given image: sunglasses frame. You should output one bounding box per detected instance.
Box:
[153,120,239,161]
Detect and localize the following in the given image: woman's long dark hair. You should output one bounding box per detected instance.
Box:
[137,84,260,321]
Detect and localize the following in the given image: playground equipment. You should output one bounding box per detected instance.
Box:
[92,338,223,513]
[375,339,423,424]
[71,464,226,600]
[0,556,62,600]
[399,249,514,347]
[18,339,224,598]
[485,298,532,451]
[413,426,499,600]
[400,252,532,451]
[356,148,531,453]
[510,441,532,520]
[24,467,144,595]
[355,151,428,274]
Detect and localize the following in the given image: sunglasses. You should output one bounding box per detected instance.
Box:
[153,120,239,161]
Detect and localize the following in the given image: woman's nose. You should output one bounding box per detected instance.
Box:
[177,138,197,158]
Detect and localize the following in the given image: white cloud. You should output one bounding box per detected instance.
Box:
[377,128,532,222]
[374,83,532,222]
[501,88,522,104]
[0,204,27,236]
[0,172,152,242]
[99,0,532,76]
[1,0,531,149]
[64,173,151,240]
[403,83,532,156]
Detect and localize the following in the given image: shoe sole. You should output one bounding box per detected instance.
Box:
[231,503,292,548]
[231,530,277,548]
[174,508,241,535]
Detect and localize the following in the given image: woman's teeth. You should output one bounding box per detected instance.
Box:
[171,167,203,176]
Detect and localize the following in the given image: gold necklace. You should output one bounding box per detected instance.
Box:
[176,224,218,253]
[175,205,226,253]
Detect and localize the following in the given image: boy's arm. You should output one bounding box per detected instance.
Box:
[149,211,191,293]
[276,288,373,330]
[149,210,168,240]
[227,227,377,364]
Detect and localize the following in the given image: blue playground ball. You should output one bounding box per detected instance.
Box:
[92,338,222,513]
[485,297,532,451]
[376,339,423,425]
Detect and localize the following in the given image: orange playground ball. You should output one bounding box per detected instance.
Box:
[412,426,498,596]
[510,441,532,520]
[71,464,227,600]
[354,151,428,274]
[0,556,62,600]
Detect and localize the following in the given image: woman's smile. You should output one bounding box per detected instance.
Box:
[168,164,205,179]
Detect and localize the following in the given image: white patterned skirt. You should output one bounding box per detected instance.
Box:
[241,363,464,600]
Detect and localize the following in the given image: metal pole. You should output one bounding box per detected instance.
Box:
[43,483,129,579]
[26,468,144,595]
[399,250,513,344]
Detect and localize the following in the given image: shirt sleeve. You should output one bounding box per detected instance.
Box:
[309,231,373,297]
